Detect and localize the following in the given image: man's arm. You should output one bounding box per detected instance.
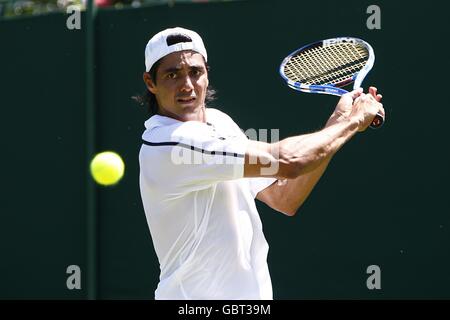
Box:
[253,105,355,216]
[243,88,384,215]
[255,154,332,216]
[243,116,357,179]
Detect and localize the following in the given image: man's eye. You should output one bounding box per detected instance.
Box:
[167,73,177,79]
[191,70,202,77]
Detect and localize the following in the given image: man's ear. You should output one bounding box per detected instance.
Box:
[143,72,157,94]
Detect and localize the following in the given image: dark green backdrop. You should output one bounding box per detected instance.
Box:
[1,0,449,299]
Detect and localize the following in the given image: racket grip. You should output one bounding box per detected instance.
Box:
[370,113,384,129]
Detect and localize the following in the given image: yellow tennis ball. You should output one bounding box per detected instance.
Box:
[90,151,125,186]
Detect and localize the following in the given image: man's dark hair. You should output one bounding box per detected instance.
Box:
[132,59,216,115]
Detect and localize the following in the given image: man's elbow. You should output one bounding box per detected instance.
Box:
[281,208,298,217]
[276,203,300,217]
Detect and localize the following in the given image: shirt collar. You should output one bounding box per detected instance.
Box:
[144,114,181,130]
[144,110,214,130]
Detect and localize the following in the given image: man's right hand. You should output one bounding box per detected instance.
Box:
[351,92,385,132]
[328,87,384,132]
[327,88,364,126]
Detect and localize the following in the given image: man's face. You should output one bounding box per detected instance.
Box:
[145,50,209,122]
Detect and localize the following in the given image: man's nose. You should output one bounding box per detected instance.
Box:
[180,75,194,91]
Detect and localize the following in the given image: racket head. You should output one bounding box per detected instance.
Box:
[279,37,375,96]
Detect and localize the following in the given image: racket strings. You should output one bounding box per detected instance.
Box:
[284,43,368,86]
[291,44,366,81]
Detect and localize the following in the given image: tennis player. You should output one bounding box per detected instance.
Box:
[137,27,384,300]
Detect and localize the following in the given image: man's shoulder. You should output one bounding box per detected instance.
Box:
[207,108,243,134]
[207,107,235,122]
[142,119,212,146]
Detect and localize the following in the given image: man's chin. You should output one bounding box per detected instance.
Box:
[172,103,206,121]
[176,99,199,108]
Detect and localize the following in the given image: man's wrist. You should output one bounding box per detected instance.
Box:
[326,111,348,127]
[327,112,361,132]
[327,114,360,137]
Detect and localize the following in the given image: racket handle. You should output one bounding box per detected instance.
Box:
[370,113,384,129]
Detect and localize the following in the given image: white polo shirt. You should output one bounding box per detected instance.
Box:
[139,108,276,300]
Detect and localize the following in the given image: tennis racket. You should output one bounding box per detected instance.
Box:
[279,37,384,128]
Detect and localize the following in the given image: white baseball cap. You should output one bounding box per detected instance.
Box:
[144,27,208,72]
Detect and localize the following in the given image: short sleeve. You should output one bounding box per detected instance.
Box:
[247,177,277,198]
[140,120,249,193]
